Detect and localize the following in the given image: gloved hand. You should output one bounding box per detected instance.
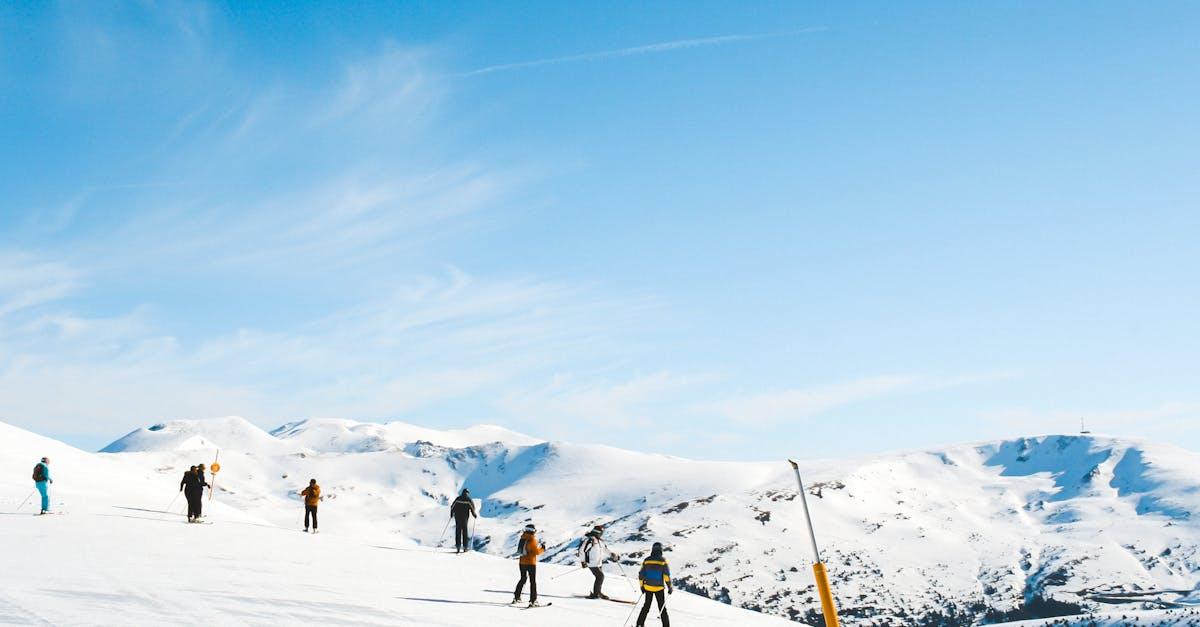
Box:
[581,563,587,569]
[667,586,673,595]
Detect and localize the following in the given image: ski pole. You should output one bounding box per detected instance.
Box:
[469,516,477,550]
[437,517,451,547]
[15,489,36,512]
[615,561,642,595]
[621,593,641,627]
[165,491,181,514]
[658,591,671,622]
[551,566,586,581]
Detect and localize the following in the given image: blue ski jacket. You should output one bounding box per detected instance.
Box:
[639,558,671,592]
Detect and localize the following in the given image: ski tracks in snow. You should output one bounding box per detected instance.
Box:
[0,594,53,626]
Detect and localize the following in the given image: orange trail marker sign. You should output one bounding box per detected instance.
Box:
[208,451,221,502]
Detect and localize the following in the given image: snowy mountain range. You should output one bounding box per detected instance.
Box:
[4,416,1200,626]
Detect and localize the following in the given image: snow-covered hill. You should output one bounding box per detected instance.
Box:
[0,419,785,626]
[4,417,1200,625]
[1001,606,1200,626]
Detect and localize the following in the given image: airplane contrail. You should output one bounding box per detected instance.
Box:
[464,27,825,76]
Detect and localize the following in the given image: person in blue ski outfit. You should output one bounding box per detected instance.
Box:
[32,457,53,514]
[636,542,672,627]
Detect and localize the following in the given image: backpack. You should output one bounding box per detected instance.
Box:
[582,536,597,560]
[32,463,45,482]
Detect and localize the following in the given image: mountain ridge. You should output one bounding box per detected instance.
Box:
[8,418,1200,625]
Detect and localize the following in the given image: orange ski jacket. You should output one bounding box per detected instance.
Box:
[518,531,544,566]
[301,485,321,507]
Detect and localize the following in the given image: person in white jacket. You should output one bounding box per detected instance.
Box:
[577,525,619,599]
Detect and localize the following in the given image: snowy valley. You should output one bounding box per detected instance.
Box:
[2,417,1200,626]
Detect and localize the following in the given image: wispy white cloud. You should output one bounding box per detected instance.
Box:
[496,370,718,434]
[703,372,1015,424]
[32,39,517,281]
[464,28,824,76]
[318,46,441,125]
[0,254,79,320]
[0,23,644,442]
[0,262,642,439]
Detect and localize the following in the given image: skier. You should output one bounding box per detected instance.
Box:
[636,542,672,627]
[178,465,196,514]
[32,457,52,515]
[512,523,545,607]
[181,465,209,522]
[300,479,321,533]
[449,488,477,553]
[577,525,619,599]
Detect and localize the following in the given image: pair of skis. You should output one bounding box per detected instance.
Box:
[509,595,633,610]
[511,601,552,610]
[576,594,635,605]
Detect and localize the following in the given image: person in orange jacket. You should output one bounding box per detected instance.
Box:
[512,523,545,607]
[300,479,321,533]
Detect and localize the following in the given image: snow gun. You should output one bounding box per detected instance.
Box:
[788,460,840,627]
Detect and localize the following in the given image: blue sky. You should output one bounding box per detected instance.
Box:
[1,2,1197,459]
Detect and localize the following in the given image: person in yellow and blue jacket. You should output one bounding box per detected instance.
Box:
[636,542,672,627]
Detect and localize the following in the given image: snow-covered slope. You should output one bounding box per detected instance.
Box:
[999,607,1200,626]
[93,420,1200,625]
[0,420,783,627]
[269,418,543,452]
[100,415,286,453]
[6,418,1200,625]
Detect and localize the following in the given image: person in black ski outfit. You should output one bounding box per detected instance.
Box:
[181,464,210,522]
[449,489,477,553]
[179,465,196,518]
[196,463,212,518]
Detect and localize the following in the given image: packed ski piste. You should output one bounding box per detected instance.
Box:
[1,422,821,627]
[5,417,1200,626]
[9,458,710,625]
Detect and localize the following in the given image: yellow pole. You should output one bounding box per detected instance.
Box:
[789,460,840,627]
[812,563,839,626]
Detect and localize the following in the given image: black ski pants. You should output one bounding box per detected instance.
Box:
[637,590,669,627]
[454,516,470,550]
[305,505,318,530]
[514,564,537,602]
[185,489,203,519]
[590,567,605,596]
